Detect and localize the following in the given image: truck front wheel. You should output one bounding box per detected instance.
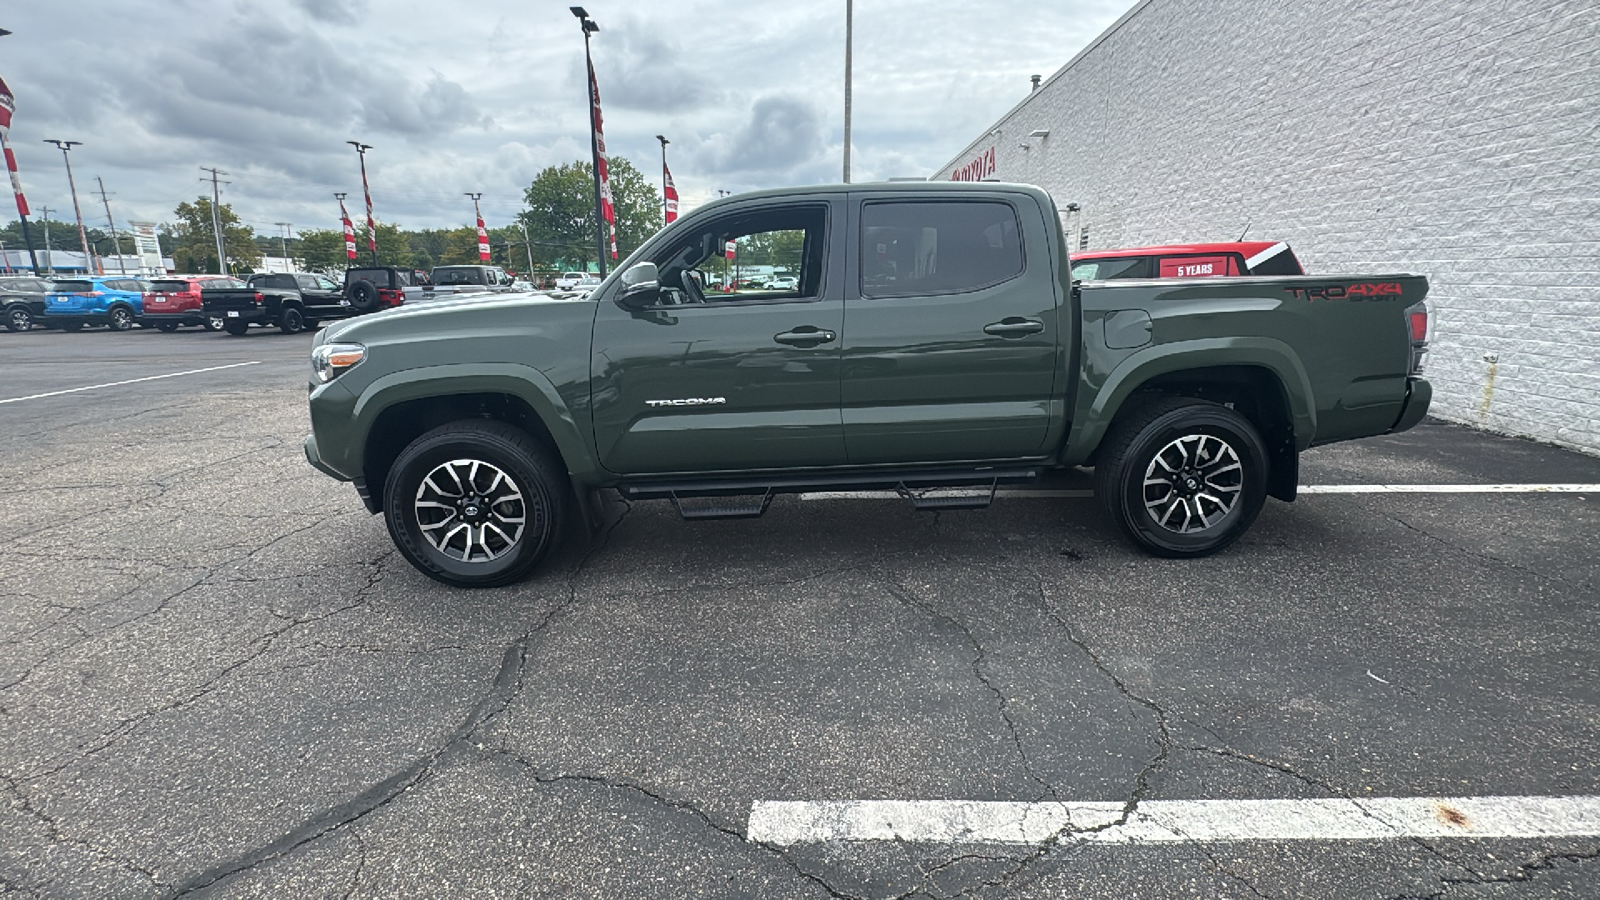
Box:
[1095,398,1268,558]
[383,421,568,588]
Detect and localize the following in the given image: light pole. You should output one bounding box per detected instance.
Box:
[518,221,536,283]
[571,6,606,277]
[42,139,93,274]
[465,192,486,263]
[843,0,853,183]
[347,141,378,265]
[655,134,669,224]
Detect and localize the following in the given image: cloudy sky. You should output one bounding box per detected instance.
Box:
[2,0,1133,237]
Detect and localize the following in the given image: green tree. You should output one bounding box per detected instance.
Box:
[295,228,350,274]
[170,197,261,274]
[519,157,661,271]
[354,220,411,268]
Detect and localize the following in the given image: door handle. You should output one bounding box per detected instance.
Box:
[983,317,1045,338]
[774,326,837,347]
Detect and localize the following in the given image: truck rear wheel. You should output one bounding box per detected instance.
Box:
[1095,397,1268,558]
[383,421,568,588]
[278,305,305,334]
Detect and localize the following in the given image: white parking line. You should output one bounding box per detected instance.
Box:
[798,484,1598,501]
[0,362,262,405]
[747,796,1600,846]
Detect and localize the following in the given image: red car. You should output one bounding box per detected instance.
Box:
[1070,241,1304,281]
[143,274,248,332]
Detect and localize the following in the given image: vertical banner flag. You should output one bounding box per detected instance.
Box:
[360,168,377,257]
[476,217,490,262]
[663,163,679,224]
[0,77,33,220]
[588,58,618,259]
[337,197,357,260]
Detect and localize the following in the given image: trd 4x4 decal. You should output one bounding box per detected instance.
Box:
[1286,282,1404,302]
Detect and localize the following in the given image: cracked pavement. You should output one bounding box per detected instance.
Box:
[2,329,1599,898]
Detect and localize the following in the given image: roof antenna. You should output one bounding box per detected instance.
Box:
[1237,221,1252,241]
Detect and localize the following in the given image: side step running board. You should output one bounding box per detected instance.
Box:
[670,490,774,520]
[623,467,1040,520]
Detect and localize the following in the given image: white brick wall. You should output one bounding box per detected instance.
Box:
[936,0,1600,455]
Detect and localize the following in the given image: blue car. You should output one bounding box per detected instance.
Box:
[41,276,153,332]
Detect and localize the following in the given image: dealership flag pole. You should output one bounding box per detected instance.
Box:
[0,75,40,274]
[335,193,357,262]
[348,141,377,264]
[467,193,489,262]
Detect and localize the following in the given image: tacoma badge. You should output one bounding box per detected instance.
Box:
[646,397,727,408]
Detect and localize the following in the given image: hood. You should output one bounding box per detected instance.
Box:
[324,289,598,349]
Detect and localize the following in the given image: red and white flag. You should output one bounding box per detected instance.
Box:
[663,163,678,224]
[725,240,736,260]
[588,58,618,260]
[476,216,490,262]
[0,76,33,220]
[337,197,357,260]
[360,166,377,257]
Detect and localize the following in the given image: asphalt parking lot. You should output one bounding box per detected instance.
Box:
[2,327,1599,899]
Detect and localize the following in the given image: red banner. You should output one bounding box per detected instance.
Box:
[588,58,618,259]
[337,197,357,260]
[663,163,679,224]
[0,77,32,219]
[476,216,490,262]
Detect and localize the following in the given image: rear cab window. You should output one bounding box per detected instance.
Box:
[861,200,1024,297]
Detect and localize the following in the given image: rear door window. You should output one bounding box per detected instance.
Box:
[860,200,1024,297]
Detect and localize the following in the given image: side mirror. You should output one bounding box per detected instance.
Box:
[617,262,660,309]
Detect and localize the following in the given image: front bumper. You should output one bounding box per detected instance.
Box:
[1388,377,1432,434]
[302,434,347,480]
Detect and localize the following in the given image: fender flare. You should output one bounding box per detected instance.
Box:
[1061,337,1317,467]
[350,362,597,482]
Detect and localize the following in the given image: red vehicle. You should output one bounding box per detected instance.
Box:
[1070,241,1304,281]
[144,275,249,332]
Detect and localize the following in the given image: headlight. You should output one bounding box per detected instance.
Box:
[311,342,366,383]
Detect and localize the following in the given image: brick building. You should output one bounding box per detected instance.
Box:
[934,0,1599,454]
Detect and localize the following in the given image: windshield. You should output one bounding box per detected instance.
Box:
[150,280,193,293]
[54,280,95,293]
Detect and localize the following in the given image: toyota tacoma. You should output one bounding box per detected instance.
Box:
[304,183,1431,587]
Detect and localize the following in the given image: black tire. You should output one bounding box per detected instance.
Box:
[278,305,306,334]
[383,421,568,588]
[1094,397,1268,558]
[61,321,83,333]
[347,280,380,313]
[155,322,181,333]
[223,319,250,336]
[204,315,224,332]
[107,305,136,332]
[6,306,32,332]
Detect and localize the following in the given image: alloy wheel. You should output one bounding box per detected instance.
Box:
[413,459,527,563]
[1141,433,1243,533]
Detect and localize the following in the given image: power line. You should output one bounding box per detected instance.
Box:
[90,176,128,274]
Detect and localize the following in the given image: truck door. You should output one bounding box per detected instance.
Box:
[590,199,847,475]
[841,193,1062,464]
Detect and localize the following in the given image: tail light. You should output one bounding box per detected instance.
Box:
[1404,300,1429,375]
[253,292,264,304]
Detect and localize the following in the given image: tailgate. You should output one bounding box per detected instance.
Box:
[202,290,263,312]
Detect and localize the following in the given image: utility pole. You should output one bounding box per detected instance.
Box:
[200,167,230,274]
[42,139,93,274]
[274,222,292,271]
[518,221,536,282]
[38,204,52,274]
[843,0,853,183]
[92,176,127,274]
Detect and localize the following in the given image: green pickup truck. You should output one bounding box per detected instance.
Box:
[304,182,1431,588]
